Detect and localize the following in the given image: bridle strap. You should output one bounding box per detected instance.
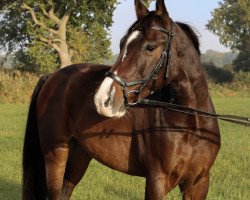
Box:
[138,99,250,126]
[105,71,127,88]
[150,22,174,78]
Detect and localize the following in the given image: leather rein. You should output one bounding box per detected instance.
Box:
[106,20,250,127]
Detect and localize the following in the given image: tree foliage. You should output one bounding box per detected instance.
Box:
[0,1,116,73]
[233,49,250,72]
[206,0,250,72]
[207,0,249,50]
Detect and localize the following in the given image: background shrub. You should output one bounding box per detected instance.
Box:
[203,62,234,83]
[0,69,38,104]
[208,71,250,97]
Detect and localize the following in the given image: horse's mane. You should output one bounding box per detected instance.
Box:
[176,22,201,55]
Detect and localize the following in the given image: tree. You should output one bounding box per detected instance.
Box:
[233,49,250,72]
[0,0,117,72]
[206,0,250,72]
[0,0,153,73]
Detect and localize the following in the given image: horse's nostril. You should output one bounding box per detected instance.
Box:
[104,88,115,108]
[104,96,111,107]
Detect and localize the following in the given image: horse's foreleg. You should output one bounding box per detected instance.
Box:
[180,174,209,200]
[61,140,92,200]
[44,146,69,200]
[145,174,171,200]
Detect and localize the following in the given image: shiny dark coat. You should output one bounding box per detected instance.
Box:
[22,1,220,200]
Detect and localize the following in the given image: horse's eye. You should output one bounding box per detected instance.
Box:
[145,45,156,52]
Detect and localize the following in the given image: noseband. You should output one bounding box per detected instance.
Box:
[106,19,174,107]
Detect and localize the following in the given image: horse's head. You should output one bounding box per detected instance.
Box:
[95,0,175,118]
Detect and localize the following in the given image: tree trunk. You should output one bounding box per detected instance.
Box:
[58,45,72,68]
[58,33,72,68]
[58,14,72,68]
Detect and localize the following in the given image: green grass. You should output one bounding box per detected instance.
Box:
[0,104,27,200]
[0,98,249,199]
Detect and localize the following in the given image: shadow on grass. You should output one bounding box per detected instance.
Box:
[104,183,143,200]
[0,178,22,199]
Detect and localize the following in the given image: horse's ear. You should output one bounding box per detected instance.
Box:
[155,0,169,18]
[134,0,149,19]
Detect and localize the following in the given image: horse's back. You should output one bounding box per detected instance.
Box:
[37,63,110,112]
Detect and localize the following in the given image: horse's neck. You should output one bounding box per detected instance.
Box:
[169,27,213,112]
[144,25,218,131]
[170,72,212,111]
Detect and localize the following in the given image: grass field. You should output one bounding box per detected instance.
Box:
[0,98,249,199]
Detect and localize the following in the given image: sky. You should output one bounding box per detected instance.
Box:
[110,0,230,54]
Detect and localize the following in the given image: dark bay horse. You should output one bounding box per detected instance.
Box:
[23,0,220,199]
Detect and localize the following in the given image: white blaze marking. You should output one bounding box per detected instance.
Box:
[122,30,140,62]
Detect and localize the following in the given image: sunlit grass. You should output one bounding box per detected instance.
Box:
[0,98,249,199]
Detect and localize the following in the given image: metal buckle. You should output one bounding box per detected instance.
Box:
[126,101,139,106]
[128,90,139,95]
[124,90,140,107]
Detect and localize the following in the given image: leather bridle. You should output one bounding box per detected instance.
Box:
[106,19,174,107]
[105,19,250,126]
